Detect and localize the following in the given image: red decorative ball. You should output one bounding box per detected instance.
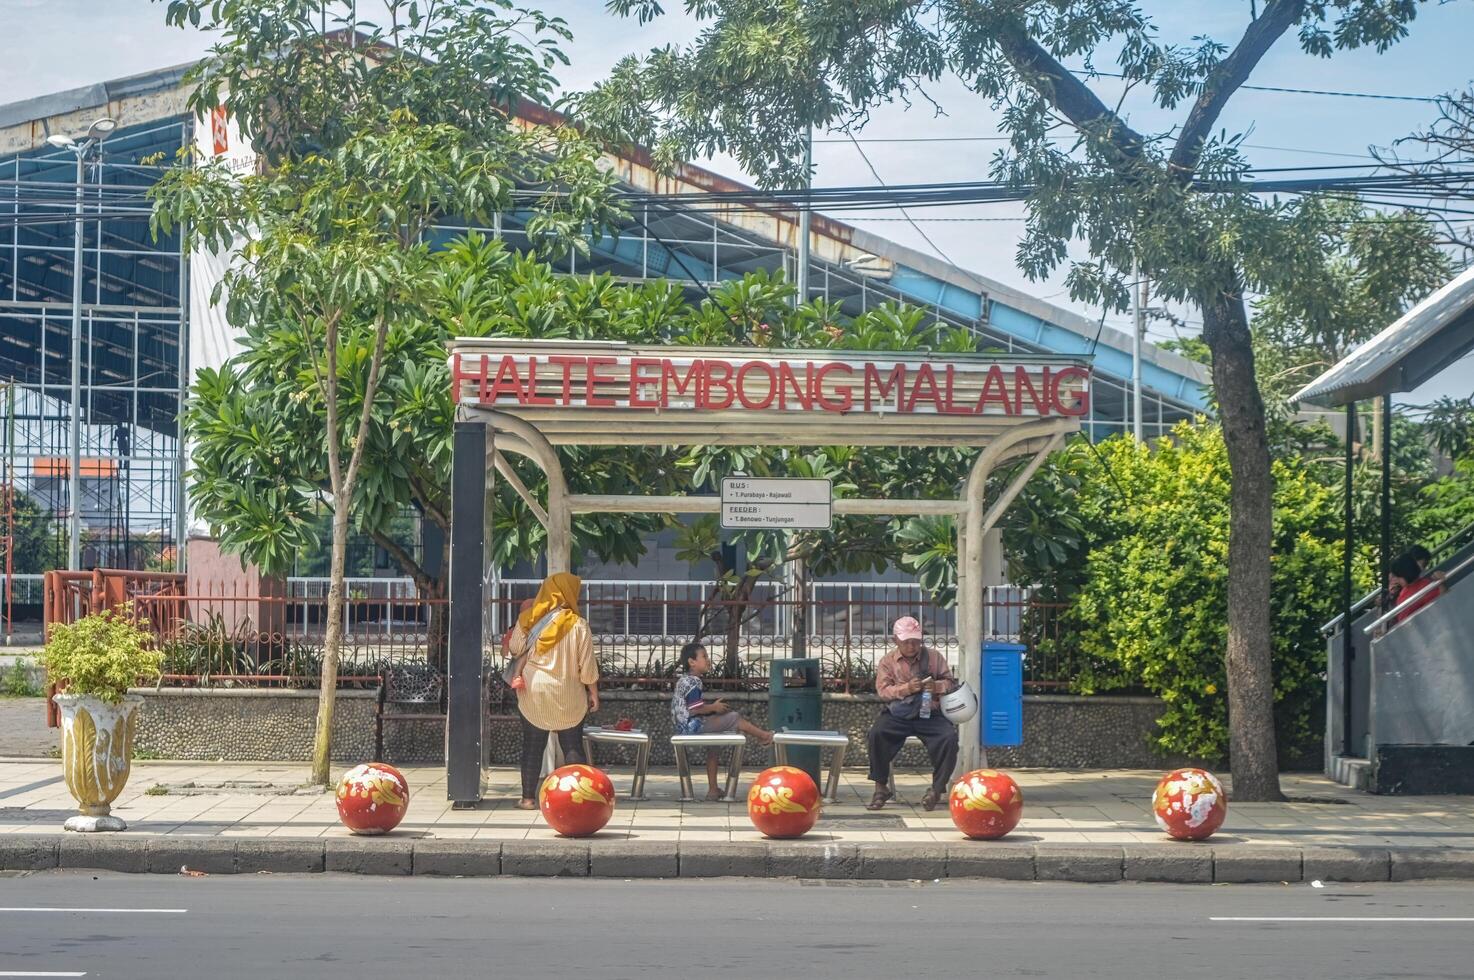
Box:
[949,769,1024,840]
[1152,768,1228,841]
[335,763,410,835]
[746,766,821,839]
[539,764,616,838]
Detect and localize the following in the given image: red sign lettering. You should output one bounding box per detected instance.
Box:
[451,353,1091,419]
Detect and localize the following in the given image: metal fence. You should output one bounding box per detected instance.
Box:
[43,570,1079,692]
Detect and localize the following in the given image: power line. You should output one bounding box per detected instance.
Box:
[842,133,994,300]
[1074,69,1440,103]
[815,137,1378,160]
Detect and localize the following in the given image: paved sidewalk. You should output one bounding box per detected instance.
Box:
[5,758,1474,882]
[0,698,56,758]
[2,758,1471,849]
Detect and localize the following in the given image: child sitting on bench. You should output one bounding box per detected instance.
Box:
[671,641,772,801]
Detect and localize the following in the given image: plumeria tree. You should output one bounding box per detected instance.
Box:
[152,0,622,785]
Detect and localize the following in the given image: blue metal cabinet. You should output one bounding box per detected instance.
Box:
[981,642,1025,747]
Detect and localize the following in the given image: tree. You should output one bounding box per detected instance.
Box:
[153,0,622,785]
[1022,425,1368,764]
[585,0,1433,798]
[6,489,66,576]
[1251,198,1450,426]
[186,220,991,684]
[1379,88,1474,262]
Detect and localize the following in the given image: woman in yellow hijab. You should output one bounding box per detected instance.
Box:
[505,572,600,809]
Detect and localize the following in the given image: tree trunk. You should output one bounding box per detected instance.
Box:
[425,575,448,674]
[1199,271,1284,802]
[309,495,351,786]
[723,573,761,678]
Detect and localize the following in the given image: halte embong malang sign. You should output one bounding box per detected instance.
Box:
[447,341,1092,447]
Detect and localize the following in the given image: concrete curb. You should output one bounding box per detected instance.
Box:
[5,835,1474,883]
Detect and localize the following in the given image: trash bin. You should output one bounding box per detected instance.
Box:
[981,642,1025,747]
[768,658,822,782]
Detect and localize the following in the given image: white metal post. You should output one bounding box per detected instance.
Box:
[67,149,84,570]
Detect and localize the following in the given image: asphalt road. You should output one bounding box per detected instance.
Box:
[2,872,1472,979]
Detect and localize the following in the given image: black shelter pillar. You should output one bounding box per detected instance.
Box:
[1341,402,1356,757]
[1380,396,1393,606]
[447,419,491,807]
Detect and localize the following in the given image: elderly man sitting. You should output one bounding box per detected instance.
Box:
[866,616,958,811]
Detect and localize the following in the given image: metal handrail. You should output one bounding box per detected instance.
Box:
[1362,552,1474,635]
[1321,515,1474,635]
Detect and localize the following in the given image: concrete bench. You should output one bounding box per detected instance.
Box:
[670,732,747,802]
[582,726,652,800]
[771,730,850,804]
[886,735,930,796]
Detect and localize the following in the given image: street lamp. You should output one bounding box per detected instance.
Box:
[46,117,116,571]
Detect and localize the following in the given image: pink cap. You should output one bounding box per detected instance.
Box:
[892,616,923,642]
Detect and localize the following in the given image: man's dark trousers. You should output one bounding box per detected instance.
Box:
[867,710,959,794]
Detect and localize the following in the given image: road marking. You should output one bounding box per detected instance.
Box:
[0,972,87,977]
[1211,916,1474,923]
[0,908,186,914]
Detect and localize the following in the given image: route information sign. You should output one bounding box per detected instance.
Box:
[720,477,832,530]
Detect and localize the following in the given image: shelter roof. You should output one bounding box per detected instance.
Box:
[1293,264,1474,406]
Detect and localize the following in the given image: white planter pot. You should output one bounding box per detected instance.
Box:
[53,693,142,832]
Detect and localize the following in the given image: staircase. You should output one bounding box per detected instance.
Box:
[1329,754,1371,791]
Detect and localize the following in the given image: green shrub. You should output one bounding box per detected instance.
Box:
[1010,424,1372,763]
[3,657,41,698]
[42,605,163,703]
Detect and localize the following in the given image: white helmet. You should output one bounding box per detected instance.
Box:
[941,682,978,724]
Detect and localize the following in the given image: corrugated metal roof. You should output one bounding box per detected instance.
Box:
[0,63,195,132]
[0,54,1211,405]
[1292,264,1474,406]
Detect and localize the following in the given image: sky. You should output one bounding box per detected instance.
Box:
[4,0,1472,402]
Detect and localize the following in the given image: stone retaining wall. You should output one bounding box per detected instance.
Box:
[131,687,1185,770]
[132,688,378,762]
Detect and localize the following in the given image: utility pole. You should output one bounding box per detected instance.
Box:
[1131,256,1144,442]
[795,125,811,306]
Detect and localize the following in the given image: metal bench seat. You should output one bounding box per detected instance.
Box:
[771,730,850,803]
[670,732,747,802]
[582,726,652,800]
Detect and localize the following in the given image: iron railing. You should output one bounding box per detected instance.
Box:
[42,569,1080,691]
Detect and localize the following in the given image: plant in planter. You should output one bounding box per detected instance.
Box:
[42,606,163,832]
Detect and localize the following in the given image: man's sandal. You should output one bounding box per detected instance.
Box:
[866,788,894,811]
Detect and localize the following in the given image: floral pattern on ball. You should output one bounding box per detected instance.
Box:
[539,764,616,838]
[948,769,1024,840]
[1152,768,1227,841]
[746,765,820,839]
[335,762,410,835]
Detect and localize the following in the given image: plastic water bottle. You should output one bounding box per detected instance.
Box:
[919,684,933,720]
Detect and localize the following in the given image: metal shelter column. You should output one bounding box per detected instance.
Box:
[957,418,1072,771]
[447,419,492,807]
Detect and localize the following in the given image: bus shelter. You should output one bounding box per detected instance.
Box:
[444,340,1091,805]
